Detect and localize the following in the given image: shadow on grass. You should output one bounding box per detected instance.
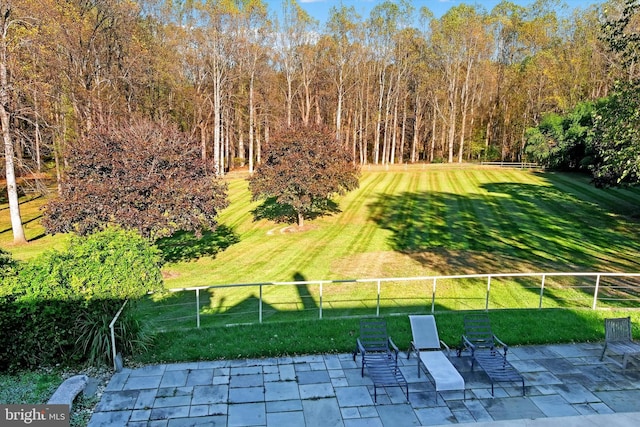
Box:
[366,181,640,308]
[156,225,240,262]
[367,182,640,274]
[252,197,340,224]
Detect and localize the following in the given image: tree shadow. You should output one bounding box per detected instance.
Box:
[156,225,240,262]
[252,197,340,224]
[293,272,318,311]
[367,181,640,275]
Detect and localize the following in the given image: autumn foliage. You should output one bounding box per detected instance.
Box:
[42,119,229,239]
[249,125,360,227]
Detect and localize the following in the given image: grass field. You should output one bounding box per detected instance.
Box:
[3,164,640,361]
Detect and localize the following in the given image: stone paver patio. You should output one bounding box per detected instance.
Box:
[88,343,640,426]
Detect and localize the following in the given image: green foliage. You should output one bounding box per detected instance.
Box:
[524,102,596,171]
[0,370,62,404]
[590,81,640,186]
[74,302,152,366]
[591,0,640,187]
[12,227,163,302]
[0,228,164,370]
[0,247,18,288]
[133,309,640,364]
[248,124,360,226]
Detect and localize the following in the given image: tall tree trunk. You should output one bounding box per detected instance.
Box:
[1,26,26,243]
[249,71,255,172]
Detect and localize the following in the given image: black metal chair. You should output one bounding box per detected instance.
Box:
[458,313,508,359]
[353,317,399,376]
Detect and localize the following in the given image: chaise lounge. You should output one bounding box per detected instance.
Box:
[407,315,465,402]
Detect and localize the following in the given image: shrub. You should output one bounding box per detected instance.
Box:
[1,227,164,370]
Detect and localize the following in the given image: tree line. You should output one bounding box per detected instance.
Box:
[1,0,638,242]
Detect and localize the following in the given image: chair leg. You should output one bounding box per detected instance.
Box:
[600,344,607,361]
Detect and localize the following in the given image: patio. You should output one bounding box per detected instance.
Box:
[87,342,640,426]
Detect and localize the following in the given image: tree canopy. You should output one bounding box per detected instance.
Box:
[590,0,640,186]
[248,125,360,227]
[525,0,640,186]
[42,119,229,239]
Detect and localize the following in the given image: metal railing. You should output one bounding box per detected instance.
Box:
[109,299,129,371]
[146,272,640,330]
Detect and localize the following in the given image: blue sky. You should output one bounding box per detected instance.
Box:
[267,0,605,25]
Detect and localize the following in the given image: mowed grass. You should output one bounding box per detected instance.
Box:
[130,165,640,330]
[3,165,640,362]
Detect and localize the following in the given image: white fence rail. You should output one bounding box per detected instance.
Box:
[480,161,541,169]
[147,272,640,330]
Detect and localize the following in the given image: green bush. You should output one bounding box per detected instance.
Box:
[0,247,18,280]
[1,227,164,370]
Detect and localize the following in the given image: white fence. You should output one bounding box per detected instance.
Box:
[145,272,640,330]
[480,161,541,169]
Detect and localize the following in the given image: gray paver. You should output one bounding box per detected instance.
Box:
[267,411,306,427]
[87,344,640,427]
[344,418,383,427]
[123,375,163,390]
[594,389,640,412]
[378,404,423,426]
[530,394,581,417]
[187,369,215,386]
[94,390,139,411]
[482,397,546,421]
[228,385,265,403]
[299,382,335,399]
[414,406,456,426]
[150,405,191,420]
[266,399,303,413]
[191,385,228,405]
[228,402,266,427]
[297,370,331,384]
[160,370,189,387]
[265,381,300,401]
[230,373,263,387]
[302,398,344,427]
[87,410,132,426]
[335,386,374,407]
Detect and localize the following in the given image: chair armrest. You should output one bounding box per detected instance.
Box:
[356,338,366,357]
[388,337,400,359]
[461,335,477,356]
[440,340,452,357]
[408,341,422,359]
[493,335,509,356]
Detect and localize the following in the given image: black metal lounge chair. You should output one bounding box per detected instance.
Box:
[458,313,508,358]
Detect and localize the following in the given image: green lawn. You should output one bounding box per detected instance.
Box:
[131,165,640,331]
[3,164,640,363]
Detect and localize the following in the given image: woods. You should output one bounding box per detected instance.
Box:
[0,0,639,240]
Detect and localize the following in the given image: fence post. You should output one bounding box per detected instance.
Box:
[259,284,263,323]
[431,277,437,313]
[109,299,129,372]
[485,275,491,311]
[376,280,381,317]
[592,274,601,310]
[539,274,546,309]
[196,288,200,328]
[319,282,323,319]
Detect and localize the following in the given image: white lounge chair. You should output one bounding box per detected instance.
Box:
[407,315,465,402]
